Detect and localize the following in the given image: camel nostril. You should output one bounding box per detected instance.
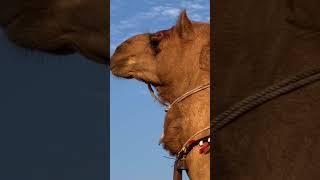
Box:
[109,56,116,69]
[110,58,117,70]
[110,56,126,70]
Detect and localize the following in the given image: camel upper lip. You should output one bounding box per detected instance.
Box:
[110,56,125,70]
[110,62,134,79]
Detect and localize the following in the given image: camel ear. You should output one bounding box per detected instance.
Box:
[199,43,210,71]
[175,10,194,40]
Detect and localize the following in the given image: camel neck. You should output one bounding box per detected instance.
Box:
[156,72,209,103]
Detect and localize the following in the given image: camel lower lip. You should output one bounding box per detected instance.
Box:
[122,74,133,79]
[111,69,134,79]
[119,75,134,79]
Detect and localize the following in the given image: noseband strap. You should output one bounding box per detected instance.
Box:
[148,83,210,112]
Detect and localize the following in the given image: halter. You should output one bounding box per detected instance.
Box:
[147,83,211,180]
[147,67,320,180]
[148,83,210,112]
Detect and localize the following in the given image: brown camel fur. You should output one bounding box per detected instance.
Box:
[0,0,108,64]
[214,0,320,179]
[111,11,210,180]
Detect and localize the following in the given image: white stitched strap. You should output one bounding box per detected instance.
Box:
[166,83,210,112]
[148,83,210,112]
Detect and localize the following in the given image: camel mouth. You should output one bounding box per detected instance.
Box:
[110,56,161,84]
[110,57,132,76]
[113,74,134,80]
[112,74,133,79]
[121,74,134,79]
[111,69,132,78]
[110,64,134,79]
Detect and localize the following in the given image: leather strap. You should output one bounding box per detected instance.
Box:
[173,159,188,180]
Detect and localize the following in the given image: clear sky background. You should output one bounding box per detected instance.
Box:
[110,1,210,179]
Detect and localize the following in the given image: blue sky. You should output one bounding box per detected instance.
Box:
[110,1,210,179]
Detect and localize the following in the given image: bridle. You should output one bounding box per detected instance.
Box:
[148,83,211,180]
[148,67,320,180]
[148,83,210,112]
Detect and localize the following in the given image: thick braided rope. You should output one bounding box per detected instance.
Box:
[176,68,320,159]
[213,67,320,131]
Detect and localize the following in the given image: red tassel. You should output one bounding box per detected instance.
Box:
[199,142,210,154]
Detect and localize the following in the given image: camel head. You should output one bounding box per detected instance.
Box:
[111,11,210,180]
[0,0,107,64]
[110,10,210,89]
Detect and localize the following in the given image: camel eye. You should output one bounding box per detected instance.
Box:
[150,34,162,54]
[150,38,160,48]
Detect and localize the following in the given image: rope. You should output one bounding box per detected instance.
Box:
[147,83,211,160]
[176,67,320,159]
[212,67,320,131]
[165,84,210,112]
[148,83,210,112]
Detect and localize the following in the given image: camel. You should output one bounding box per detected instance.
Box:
[0,0,108,64]
[214,0,320,179]
[110,11,210,180]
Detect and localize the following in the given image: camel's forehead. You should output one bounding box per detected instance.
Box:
[153,22,208,33]
[154,26,174,36]
[115,34,152,54]
[121,21,209,45]
[125,34,149,42]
